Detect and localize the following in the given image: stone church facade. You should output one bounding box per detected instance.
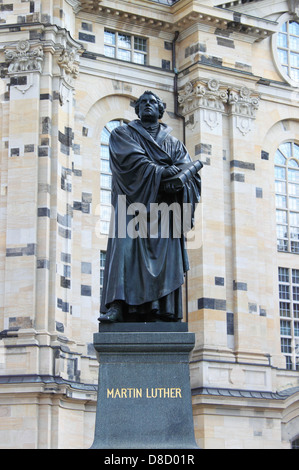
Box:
[0,0,299,449]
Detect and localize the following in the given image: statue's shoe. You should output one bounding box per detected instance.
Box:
[99,306,124,323]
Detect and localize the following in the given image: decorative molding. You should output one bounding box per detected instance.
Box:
[178,81,260,134]
[5,40,44,74]
[228,86,260,118]
[57,47,81,105]
[178,79,228,116]
[228,86,260,135]
[288,0,299,20]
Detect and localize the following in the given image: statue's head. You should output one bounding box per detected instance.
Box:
[135,91,165,121]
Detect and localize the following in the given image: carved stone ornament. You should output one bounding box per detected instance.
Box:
[5,40,44,74]
[57,47,80,106]
[288,0,299,19]
[57,47,80,87]
[228,86,260,135]
[228,86,260,118]
[178,79,228,116]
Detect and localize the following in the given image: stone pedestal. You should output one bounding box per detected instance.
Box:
[91,323,198,449]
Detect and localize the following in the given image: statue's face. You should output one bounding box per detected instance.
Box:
[138,93,160,123]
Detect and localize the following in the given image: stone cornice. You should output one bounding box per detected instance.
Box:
[78,0,278,39]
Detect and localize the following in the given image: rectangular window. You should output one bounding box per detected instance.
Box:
[278,267,299,370]
[104,29,147,65]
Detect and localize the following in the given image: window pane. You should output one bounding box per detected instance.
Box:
[100,174,112,189]
[290,226,299,240]
[278,239,288,251]
[289,197,299,210]
[100,190,111,204]
[104,45,115,58]
[291,240,299,253]
[101,145,110,159]
[293,286,299,301]
[290,212,299,225]
[100,251,106,267]
[294,322,299,336]
[290,67,299,80]
[275,166,286,179]
[279,267,289,282]
[280,142,292,157]
[276,195,287,208]
[100,221,110,235]
[290,52,299,67]
[289,183,299,196]
[279,284,290,300]
[104,30,116,45]
[277,225,288,238]
[293,269,299,284]
[281,320,292,336]
[276,210,287,224]
[294,143,299,158]
[288,169,299,182]
[278,32,288,48]
[106,120,121,132]
[101,127,111,144]
[280,301,291,317]
[134,52,146,65]
[278,48,288,64]
[275,149,287,165]
[275,180,287,194]
[118,49,131,61]
[134,37,147,52]
[294,303,299,318]
[100,159,111,173]
[290,35,299,50]
[118,34,131,49]
[281,337,292,353]
[100,206,111,221]
[289,21,299,36]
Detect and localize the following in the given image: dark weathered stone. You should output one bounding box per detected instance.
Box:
[91,323,198,449]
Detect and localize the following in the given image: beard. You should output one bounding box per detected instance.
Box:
[140,111,158,123]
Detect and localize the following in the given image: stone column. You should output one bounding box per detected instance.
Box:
[178,79,232,358]
[3,40,44,338]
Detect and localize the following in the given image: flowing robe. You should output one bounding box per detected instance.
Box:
[100,119,201,321]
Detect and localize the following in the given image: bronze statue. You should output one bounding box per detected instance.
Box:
[99,91,201,323]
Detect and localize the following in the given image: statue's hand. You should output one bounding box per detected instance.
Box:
[162,182,181,193]
[162,165,180,179]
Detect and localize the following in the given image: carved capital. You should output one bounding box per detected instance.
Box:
[228,86,260,118]
[178,79,228,116]
[5,40,44,74]
[228,86,260,135]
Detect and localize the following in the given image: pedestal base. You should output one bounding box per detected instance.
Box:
[91,323,198,449]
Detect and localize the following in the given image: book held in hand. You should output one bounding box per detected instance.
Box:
[160,159,203,191]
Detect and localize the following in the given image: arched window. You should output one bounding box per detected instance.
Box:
[275,142,299,253]
[276,19,299,84]
[99,119,126,234]
[292,437,299,448]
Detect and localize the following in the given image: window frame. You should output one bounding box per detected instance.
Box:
[275,141,299,254]
[99,119,126,235]
[272,13,299,86]
[104,29,148,65]
[278,267,299,370]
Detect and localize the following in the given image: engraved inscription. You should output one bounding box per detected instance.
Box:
[106,387,182,399]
